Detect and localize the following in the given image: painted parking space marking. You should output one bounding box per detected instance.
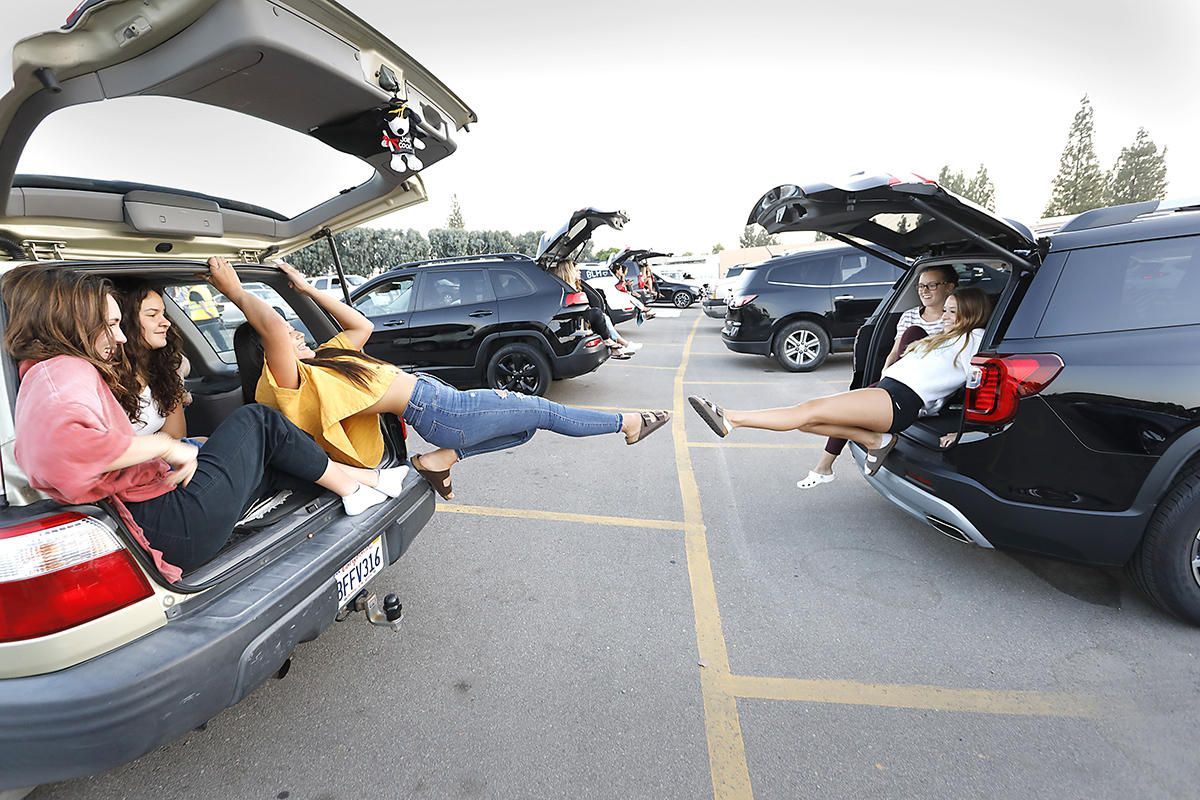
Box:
[435,503,685,532]
[726,675,1103,719]
[688,442,821,449]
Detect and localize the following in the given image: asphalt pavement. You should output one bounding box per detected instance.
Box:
[35,306,1200,800]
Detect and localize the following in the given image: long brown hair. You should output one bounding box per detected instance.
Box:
[113,280,186,422]
[2,265,139,417]
[551,259,582,290]
[904,287,991,366]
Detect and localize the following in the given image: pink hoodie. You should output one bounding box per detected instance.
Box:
[15,356,182,582]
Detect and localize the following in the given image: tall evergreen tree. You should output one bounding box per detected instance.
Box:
[1044,95,1106,216]
[1105,127,1169,206]
[739,225,778,248]
[936,165,968,196]
[966,164,996,210]
[446,194,465,229]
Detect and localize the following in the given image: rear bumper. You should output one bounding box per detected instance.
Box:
[0,481,434,790]
[702,300,727,318]
[850,439,1148,566]
[609,306,636,324]
[551,334,608,379]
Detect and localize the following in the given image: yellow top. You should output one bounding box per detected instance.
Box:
[255,333,401,468]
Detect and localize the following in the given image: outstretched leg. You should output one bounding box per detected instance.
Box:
[697,388,894,448]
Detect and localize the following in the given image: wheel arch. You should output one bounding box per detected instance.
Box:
[769,313,829,355]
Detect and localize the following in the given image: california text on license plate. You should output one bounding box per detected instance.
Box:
[336,536,384,606]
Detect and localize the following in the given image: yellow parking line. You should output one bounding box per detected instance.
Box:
[688,442,820,449]
[727,675,1103,719]
[672,316,753,799]
[683,380,780,385]
[619,364,679,371]
[435,503,685,531]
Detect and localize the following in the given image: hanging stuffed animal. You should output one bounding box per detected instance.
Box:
[381,103,425,173]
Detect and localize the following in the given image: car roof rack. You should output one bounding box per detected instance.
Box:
[1055,198,1200,233]
[391,252,532,270]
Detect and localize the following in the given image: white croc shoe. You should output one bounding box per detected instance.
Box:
[796,471,836,489]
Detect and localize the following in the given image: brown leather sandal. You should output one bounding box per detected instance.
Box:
[412,454,454,500]
[626,410,671,445]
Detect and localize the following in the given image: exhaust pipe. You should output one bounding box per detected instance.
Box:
[925,516,971,544]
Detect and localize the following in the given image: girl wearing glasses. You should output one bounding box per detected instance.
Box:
[795,265,958,489]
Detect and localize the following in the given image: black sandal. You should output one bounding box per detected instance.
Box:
[863,433,899,477]
[412,454,454,500]
[688,395,729,438]
[626,410,671,445]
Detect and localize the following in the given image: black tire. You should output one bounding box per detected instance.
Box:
[1126,470,1200,625]
[672,291,694,308]
[486,342,552,396]
[773,320,830,372]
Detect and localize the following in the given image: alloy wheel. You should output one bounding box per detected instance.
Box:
[783,329,821,366]
[496,353,540,393]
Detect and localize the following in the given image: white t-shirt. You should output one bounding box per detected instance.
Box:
[131,385,168,435]
[881,329,985,405]
[895,306,946,339]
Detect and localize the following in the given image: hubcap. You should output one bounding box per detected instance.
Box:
[497,355,540,394]
[1190,530,1200,590]
[784,330,821,365]
[673,292,691,308]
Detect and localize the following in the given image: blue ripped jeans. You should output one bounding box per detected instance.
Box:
[401,374,624,459]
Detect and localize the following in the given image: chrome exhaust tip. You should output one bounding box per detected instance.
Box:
[925,516,972,543]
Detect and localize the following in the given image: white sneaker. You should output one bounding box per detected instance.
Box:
[623,341,643,353]
[374,465,411,498]
[342,484,387,516]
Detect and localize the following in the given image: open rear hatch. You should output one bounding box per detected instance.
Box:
[747,173,1039,270]
[535,207,629,265]
[0,0,476,262]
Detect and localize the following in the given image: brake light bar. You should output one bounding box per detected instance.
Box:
[965,354,1064,425]
[0,512,153,642]
[728,294,757,309]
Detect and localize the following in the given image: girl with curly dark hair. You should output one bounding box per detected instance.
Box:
[113,281,190,438]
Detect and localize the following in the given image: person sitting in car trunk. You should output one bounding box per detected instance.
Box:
[689,288,990,480]
[3,266,412,578]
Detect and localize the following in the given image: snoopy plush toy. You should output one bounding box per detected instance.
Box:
[382,104,425,173]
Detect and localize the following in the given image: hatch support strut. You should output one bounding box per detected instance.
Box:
[906,197,1039,273]
[824,233,911,271]
[317,228,354,305]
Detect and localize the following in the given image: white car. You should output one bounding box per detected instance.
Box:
[578,265,638,324]
[309,274,366,298]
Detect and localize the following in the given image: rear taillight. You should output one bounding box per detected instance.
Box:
[728,294,758,309]
[564,291,587,307]
[0,512,153,642]
[584,335,602,347]
[965,354,1064,425]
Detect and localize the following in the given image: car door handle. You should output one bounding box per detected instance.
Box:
[383,320,405,327]
[834,294,855,301]
[468,310,494,318]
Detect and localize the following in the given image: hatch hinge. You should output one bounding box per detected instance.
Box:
[238,249,262,264]
[21,240,67,261]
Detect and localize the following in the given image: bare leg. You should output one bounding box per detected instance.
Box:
[314,460,364,497]
[811,449,838,476]
[723,389,894,447]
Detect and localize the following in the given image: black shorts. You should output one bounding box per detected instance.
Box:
[877,377,924,433]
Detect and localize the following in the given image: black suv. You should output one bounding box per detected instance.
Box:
[750,174,1200,623]
[721,244,905,371]
[349,253,607,396]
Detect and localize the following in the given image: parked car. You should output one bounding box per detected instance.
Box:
[650,271,704,307]
[309,273,366,298]
[720,244,906,370]
[607,249,667,306]
[701,264,746,318]
[749,173,1200,624]
[349,253,608,396]
[0,0,475,790]
[578,263,637,324]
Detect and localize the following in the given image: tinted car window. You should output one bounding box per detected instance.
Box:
[490,269,536,299]
[355,275,416,316]
[767,255,837,286]
[418,269,496,311]
[837,254,897,284]
[1038,237,1200,336]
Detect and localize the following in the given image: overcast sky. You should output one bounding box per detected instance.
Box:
[4,0,1199,254]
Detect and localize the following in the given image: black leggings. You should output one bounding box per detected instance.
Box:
[824,325,929,457]
[127,404,329,571]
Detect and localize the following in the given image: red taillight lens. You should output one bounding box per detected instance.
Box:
[965,354,1064,425]
[728,294,758,309]
[564,291,587,307]
[584,335,602,347]
[0,513,153,642]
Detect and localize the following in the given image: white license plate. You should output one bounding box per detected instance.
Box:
[335,536,385,606]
